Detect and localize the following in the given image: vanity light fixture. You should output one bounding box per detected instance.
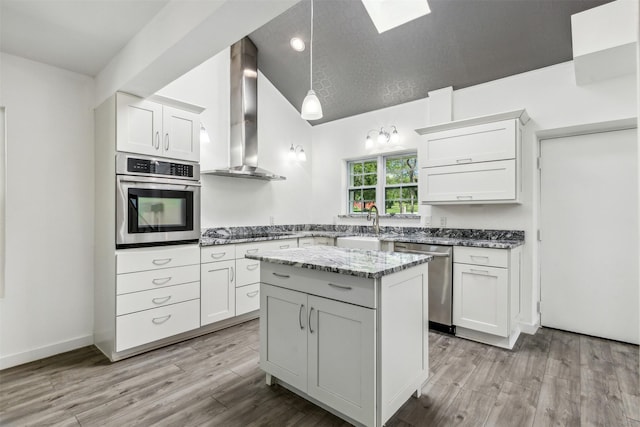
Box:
[290,37,306,52]
[200,124,211,144]
[300,0,323,120]
[288,144,307,162]
[365,125,399,147]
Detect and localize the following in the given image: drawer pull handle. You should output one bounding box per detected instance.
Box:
[152,296,172,305]
[246,249,259,254]
[279,245,290,249]
[470,255,490,261]
[302,242,312,247]
[456,195,473,200]
[152,277,172,286]
[152,314,171,325]
[247,264,259,271]
[299,304,305,330]
[246,290,259,298]
[272,272,290,279]
[210,252,226,259]
[152,258,172,266]
[308,307,315,334]
[328,283,352,291]
[470,269,490,275]
[456,158,472,163]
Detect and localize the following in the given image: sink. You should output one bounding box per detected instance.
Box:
[336,236,381,250]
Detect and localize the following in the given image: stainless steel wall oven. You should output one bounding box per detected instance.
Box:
[116,153,201,248]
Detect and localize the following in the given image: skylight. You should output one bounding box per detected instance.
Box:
[361,0,430,34]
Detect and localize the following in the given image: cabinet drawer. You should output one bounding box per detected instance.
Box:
[117,264,200,294]
[116,299,200,351]
[236,239,297,258]
[454,246,508,268]
[261,264,375,309]
[236,257,261,287]
[236,283,260,315]
[420,159,516,203]
[299,237,334,247]
[201,245,236,263]
[420,119,516,168]
[117,282,200,315]
[117,245,199,274]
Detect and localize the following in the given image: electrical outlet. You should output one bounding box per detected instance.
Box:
[424,216,432,226]
[440,216,447,227]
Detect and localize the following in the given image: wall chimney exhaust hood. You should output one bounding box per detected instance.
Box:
[206,38,285,181]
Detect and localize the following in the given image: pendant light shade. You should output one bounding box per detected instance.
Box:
[301,0,323,120]
[301,89,323,120]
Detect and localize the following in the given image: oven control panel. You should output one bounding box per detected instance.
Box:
[126,157,195,178]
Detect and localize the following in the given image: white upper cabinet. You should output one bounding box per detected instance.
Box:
[416,109,528,205]
[117,92,201,162]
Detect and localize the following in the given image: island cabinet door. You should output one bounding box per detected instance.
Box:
[260,284,308,392]
[307,295,376,427]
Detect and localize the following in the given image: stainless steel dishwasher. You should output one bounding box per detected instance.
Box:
[394,243,454,334]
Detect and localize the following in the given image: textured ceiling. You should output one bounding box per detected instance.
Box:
[249,0,613,125]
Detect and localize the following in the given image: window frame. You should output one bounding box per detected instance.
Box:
[346,157,379,215]
[345,151,418,216]
[382,153,419,215]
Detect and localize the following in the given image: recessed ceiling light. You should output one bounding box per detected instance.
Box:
[361,0,430,34]
[290,37,306,52]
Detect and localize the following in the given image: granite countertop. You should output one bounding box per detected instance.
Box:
[245,246,433,279]
[378,235,523,249]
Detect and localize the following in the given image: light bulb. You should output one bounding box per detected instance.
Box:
[288,144,296,160]
[301,90,323,120]
[298,148,307,162]
[365,135,373,149]
[390,128,400,144]
[377,130,387,144]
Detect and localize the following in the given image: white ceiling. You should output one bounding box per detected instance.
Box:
[0,0,169,76]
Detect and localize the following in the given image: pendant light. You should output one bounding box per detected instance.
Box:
[301,0,323,120]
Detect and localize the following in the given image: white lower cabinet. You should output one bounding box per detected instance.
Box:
[200,259,235,325]
[453,246,522,348]
[261,284,375,425]
[236,283,261,315]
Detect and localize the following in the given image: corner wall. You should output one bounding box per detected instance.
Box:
[0,53,95,369]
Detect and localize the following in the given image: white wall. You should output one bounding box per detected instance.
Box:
[0,53,95,369]
[157,50,314,228]
[311,61,638,329]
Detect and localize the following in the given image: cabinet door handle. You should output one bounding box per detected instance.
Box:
[210,252,226,259]
[155,131,160,149]
[152,258,172,266]
[152,296,172,305]
[308,307,315,334]
[456,158,472,163]
[272,272,290,279]
[246,290,259,298]
[230,266,235,282]
[164,133,169,151]
[152,314,171,324]
[299,304,305,330]
[246,249,259,254]
[328,283,352,291]
[470,268,490,275]
[456,195,473,200]
[246,263,259,271]
[279,244,290,249]
[152,277,172,286]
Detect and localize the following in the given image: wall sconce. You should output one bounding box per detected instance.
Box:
[365,125,399,148]
[288,144,307,162]
[200,124,211,144]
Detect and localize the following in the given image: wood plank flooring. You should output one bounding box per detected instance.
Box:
[1,321,638,426]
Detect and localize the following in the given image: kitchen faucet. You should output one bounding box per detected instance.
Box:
[367,204,380,235]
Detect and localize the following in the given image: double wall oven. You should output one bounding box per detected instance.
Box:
[116,152,201,248]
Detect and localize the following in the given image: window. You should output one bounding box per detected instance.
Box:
[347,153,418,215]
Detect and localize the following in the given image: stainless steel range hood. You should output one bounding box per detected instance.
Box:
[207,38,285,181]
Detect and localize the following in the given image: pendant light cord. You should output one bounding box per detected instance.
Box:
[310,0,313,91]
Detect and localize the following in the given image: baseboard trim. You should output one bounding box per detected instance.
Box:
[0,334,93,370]
[519,321,540,335]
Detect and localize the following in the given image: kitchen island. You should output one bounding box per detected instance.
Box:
[246,246,432,427]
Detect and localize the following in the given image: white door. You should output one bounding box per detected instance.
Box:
[259,284,308,392]
[116,93,162,156]
[162,106,199,162]
[200,260,235,325]
[453,264,509,337]
[540,128,638,344]
[307,295,375,427]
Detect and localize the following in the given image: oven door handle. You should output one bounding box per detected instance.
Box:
[118,178,201,187]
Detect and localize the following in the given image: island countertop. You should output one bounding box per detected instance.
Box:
[245,245,432,279]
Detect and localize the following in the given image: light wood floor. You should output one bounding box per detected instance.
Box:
[1,320,638,426]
